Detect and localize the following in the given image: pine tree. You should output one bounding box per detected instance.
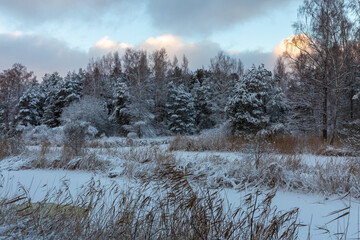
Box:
[226,65,288,134]
[42,73,63,127]
[167,82,196,134]
[15,83,42,127]
[0,64,35,134]
[192,79,214,132]
[58,72,82,107]
[110,81,131,135]
[42,72,82,127]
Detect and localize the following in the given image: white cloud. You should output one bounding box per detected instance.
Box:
[90,34,222,69]
[94,36,132,50]
[0,32,281,79]
[90,34,279,70]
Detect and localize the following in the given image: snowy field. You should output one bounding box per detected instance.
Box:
[1,136,359,239]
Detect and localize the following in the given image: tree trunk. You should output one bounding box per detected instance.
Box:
[322,85,328,142]
[330,86,339,145]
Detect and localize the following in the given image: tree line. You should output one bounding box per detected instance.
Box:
[0,0,359,143]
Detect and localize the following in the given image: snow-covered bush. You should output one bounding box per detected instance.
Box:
[124,120,157,138]
[21,124,64,145]
[61,96,111,136]
[63,121,87,156]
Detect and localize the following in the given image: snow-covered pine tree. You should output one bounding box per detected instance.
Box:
[0,64,35,134]
[167,82,196,134]
[109,81,131,135]
[58,71,82,106]
[15,83,42,128]
[225,64,288,134]
[192,79,214,132]
[42,72,82,127]
[41,73,63,127]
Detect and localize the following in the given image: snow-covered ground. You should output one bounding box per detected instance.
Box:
[0,136,359,239]
[1,169,359,240]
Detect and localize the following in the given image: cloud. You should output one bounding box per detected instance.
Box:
[0,32,280,79]
[1,0,299,36]
[90,34,222,69]
[89,36,132,57]
[0,32,89,78]
[146,0,299,35]
[274,34,310,57]
[91,34,279,70]
[0,0,137,24]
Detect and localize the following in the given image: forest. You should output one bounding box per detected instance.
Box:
[1,1,360,149]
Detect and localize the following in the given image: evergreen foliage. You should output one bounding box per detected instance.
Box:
[109,81,131,134]
[226,65,288,134]
[167,82,196,134]
[192,79,214,132]
[15,83,42,127]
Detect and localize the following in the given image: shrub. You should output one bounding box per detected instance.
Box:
[21,124,64,145]
[63,121,87,156]
[61,96,111,136]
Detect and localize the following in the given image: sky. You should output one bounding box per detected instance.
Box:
[0,0,302,78]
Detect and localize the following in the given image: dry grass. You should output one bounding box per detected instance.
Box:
[0,136,25,160]
[38,140,50,168]
[0,166,300,239]
[64,152,110,171]
[26,140,110,172]
[223,154,360,197]
[169,134,245,152]
[119,146,177,179]
[267,134,327,154]
[169,134,348,156]
[88,137,169,149]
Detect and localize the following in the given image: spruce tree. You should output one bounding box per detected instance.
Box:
[167,82,196,134]
[192,79,214,132]
[15,83,42,127]
[110,81,131,135]
[58,72,82,108]
[42,72,82,127]
[226,65,288,134]
[42,73,63,127]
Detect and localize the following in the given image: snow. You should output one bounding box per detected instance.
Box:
[0,136,359,239]
[1,169,360,239]
[0,170,132,202]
